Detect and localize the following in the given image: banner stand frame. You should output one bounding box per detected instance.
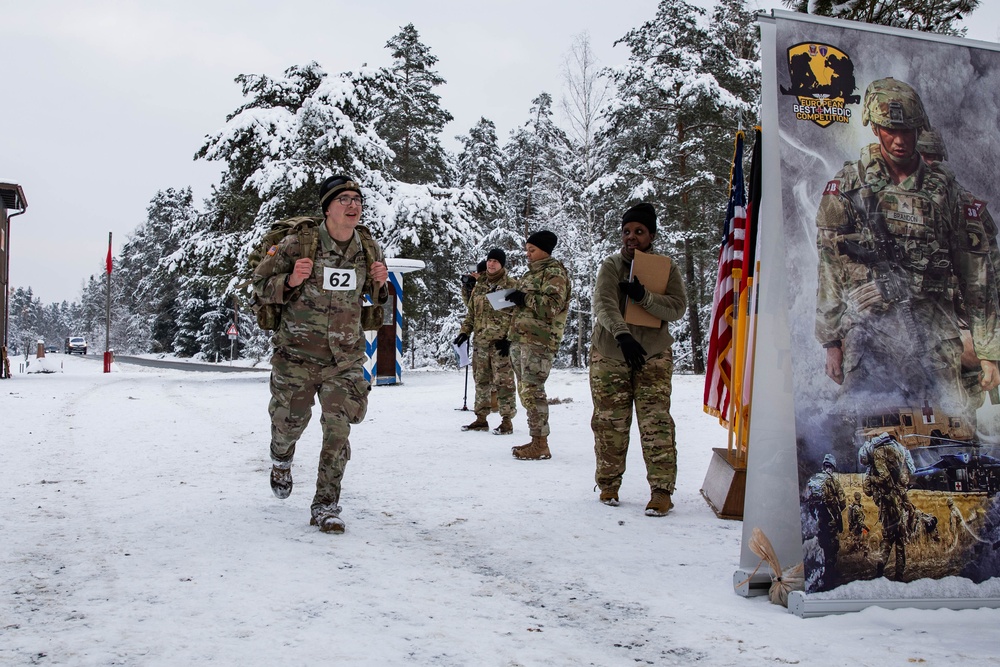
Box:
[743,11,1000,617]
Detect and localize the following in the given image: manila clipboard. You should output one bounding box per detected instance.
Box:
[624,249,671,328]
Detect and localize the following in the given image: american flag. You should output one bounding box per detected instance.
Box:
[703,132,746,425]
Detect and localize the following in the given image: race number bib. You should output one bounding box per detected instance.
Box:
[323,267,357,291]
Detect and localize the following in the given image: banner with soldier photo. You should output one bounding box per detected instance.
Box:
[773,16,1000,593]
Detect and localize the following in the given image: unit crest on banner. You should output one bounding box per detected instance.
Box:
[780,42,860,127]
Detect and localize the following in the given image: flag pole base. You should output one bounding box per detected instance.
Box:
[700,447,746,520]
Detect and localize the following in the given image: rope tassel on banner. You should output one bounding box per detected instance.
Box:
[736,527,804,607]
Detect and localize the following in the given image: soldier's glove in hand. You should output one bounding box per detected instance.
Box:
[453,333,469,347]
[495,338,511,357]
[616,333,647,372]
[847,282,885,314]
[507,290,527,307]
[619,277,646,302]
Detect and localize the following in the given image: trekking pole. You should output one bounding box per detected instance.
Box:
[458,363,470,411]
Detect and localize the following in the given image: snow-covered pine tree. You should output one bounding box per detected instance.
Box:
[603,0,753,373]
[378,23,454,186]
[783,0,979,35]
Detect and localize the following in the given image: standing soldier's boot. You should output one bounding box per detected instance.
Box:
[493,416,513,435]
[512,435,551,460]
[644,489,673,517]
[462,414,490,431]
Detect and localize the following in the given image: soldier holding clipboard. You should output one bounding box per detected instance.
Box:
[589,202,687,517]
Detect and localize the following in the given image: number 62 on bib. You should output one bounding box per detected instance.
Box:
[323,267,357,291]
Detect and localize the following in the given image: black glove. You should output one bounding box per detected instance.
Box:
[507,290,527,307]
[453,332,469,347]
[619,277,646,302]
[495,338,511,357]
[616,333,647,372]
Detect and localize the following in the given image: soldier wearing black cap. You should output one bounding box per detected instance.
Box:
[454,247,518,434]
[589,202,687,517]
[253,174,388,534]
[500,230,571,460]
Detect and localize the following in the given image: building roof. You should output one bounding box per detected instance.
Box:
[0,182,27,212]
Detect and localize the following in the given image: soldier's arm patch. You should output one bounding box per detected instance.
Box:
[965,200,985,220]
[266,245,278,256]
[823,180,840,196]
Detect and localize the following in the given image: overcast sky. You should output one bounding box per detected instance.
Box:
[3,1,1000,305]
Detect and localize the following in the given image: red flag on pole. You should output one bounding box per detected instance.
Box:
[106,236,113,274]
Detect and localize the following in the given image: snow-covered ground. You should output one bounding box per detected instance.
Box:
[2,354,998,666]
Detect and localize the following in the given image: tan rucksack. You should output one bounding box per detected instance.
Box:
[247,217,384,332]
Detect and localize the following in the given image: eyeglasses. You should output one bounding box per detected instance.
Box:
[335,195,363,206]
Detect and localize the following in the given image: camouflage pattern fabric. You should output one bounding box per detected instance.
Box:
[461,269,517,342]
[510,342,555,437]
[471,342,516,418]
[269,349,369,510]
[815,143,1000,411]
[253,224,387,365]
[848,498,868,537]
[507,256,571,353]
[461,270,518,419]
[590,349,677,494]
[862,439,912,579]
[806,468,847,579]
[254,221,384,514]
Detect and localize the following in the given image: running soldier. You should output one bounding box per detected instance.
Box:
[500,230,571,461]
[590,202,687,516]
[253,175,388,533]
[454,248,517,435]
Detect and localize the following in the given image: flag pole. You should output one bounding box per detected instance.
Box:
[103,232,112,373]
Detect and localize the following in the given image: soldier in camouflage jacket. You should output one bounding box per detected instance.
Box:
[815,78,1000,419]
[252,175,388,534]
[503,230,571,460]
[454,249,517,434]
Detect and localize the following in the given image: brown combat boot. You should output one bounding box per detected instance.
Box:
[462,415,490,432]
[512,435,551,460]
[599,488,620,507]
[644,490,673,517]
[493,416,513,435]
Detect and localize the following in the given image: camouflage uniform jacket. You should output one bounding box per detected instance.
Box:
[252,223,387,364]
[460,269,517,343]
[507,256,571,352]
[591,250,687,361]
[815,143,1000,362]
[807,470,846,533]
[848,501,866,534]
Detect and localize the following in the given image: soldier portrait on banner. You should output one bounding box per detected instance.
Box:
[775,19,1000,593]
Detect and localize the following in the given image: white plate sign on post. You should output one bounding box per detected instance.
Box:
[226,324,238,340]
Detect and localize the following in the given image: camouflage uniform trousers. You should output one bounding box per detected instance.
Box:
[510,342,555,437]
[589,349,677,494]
[472,341,516,419]
[269,349,369,513]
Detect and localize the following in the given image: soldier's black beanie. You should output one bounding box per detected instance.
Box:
[476,260,487,274]
[486,248,506,268]
[526,230,557,255]
[622,202,656,236]
[319,174,363,213]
